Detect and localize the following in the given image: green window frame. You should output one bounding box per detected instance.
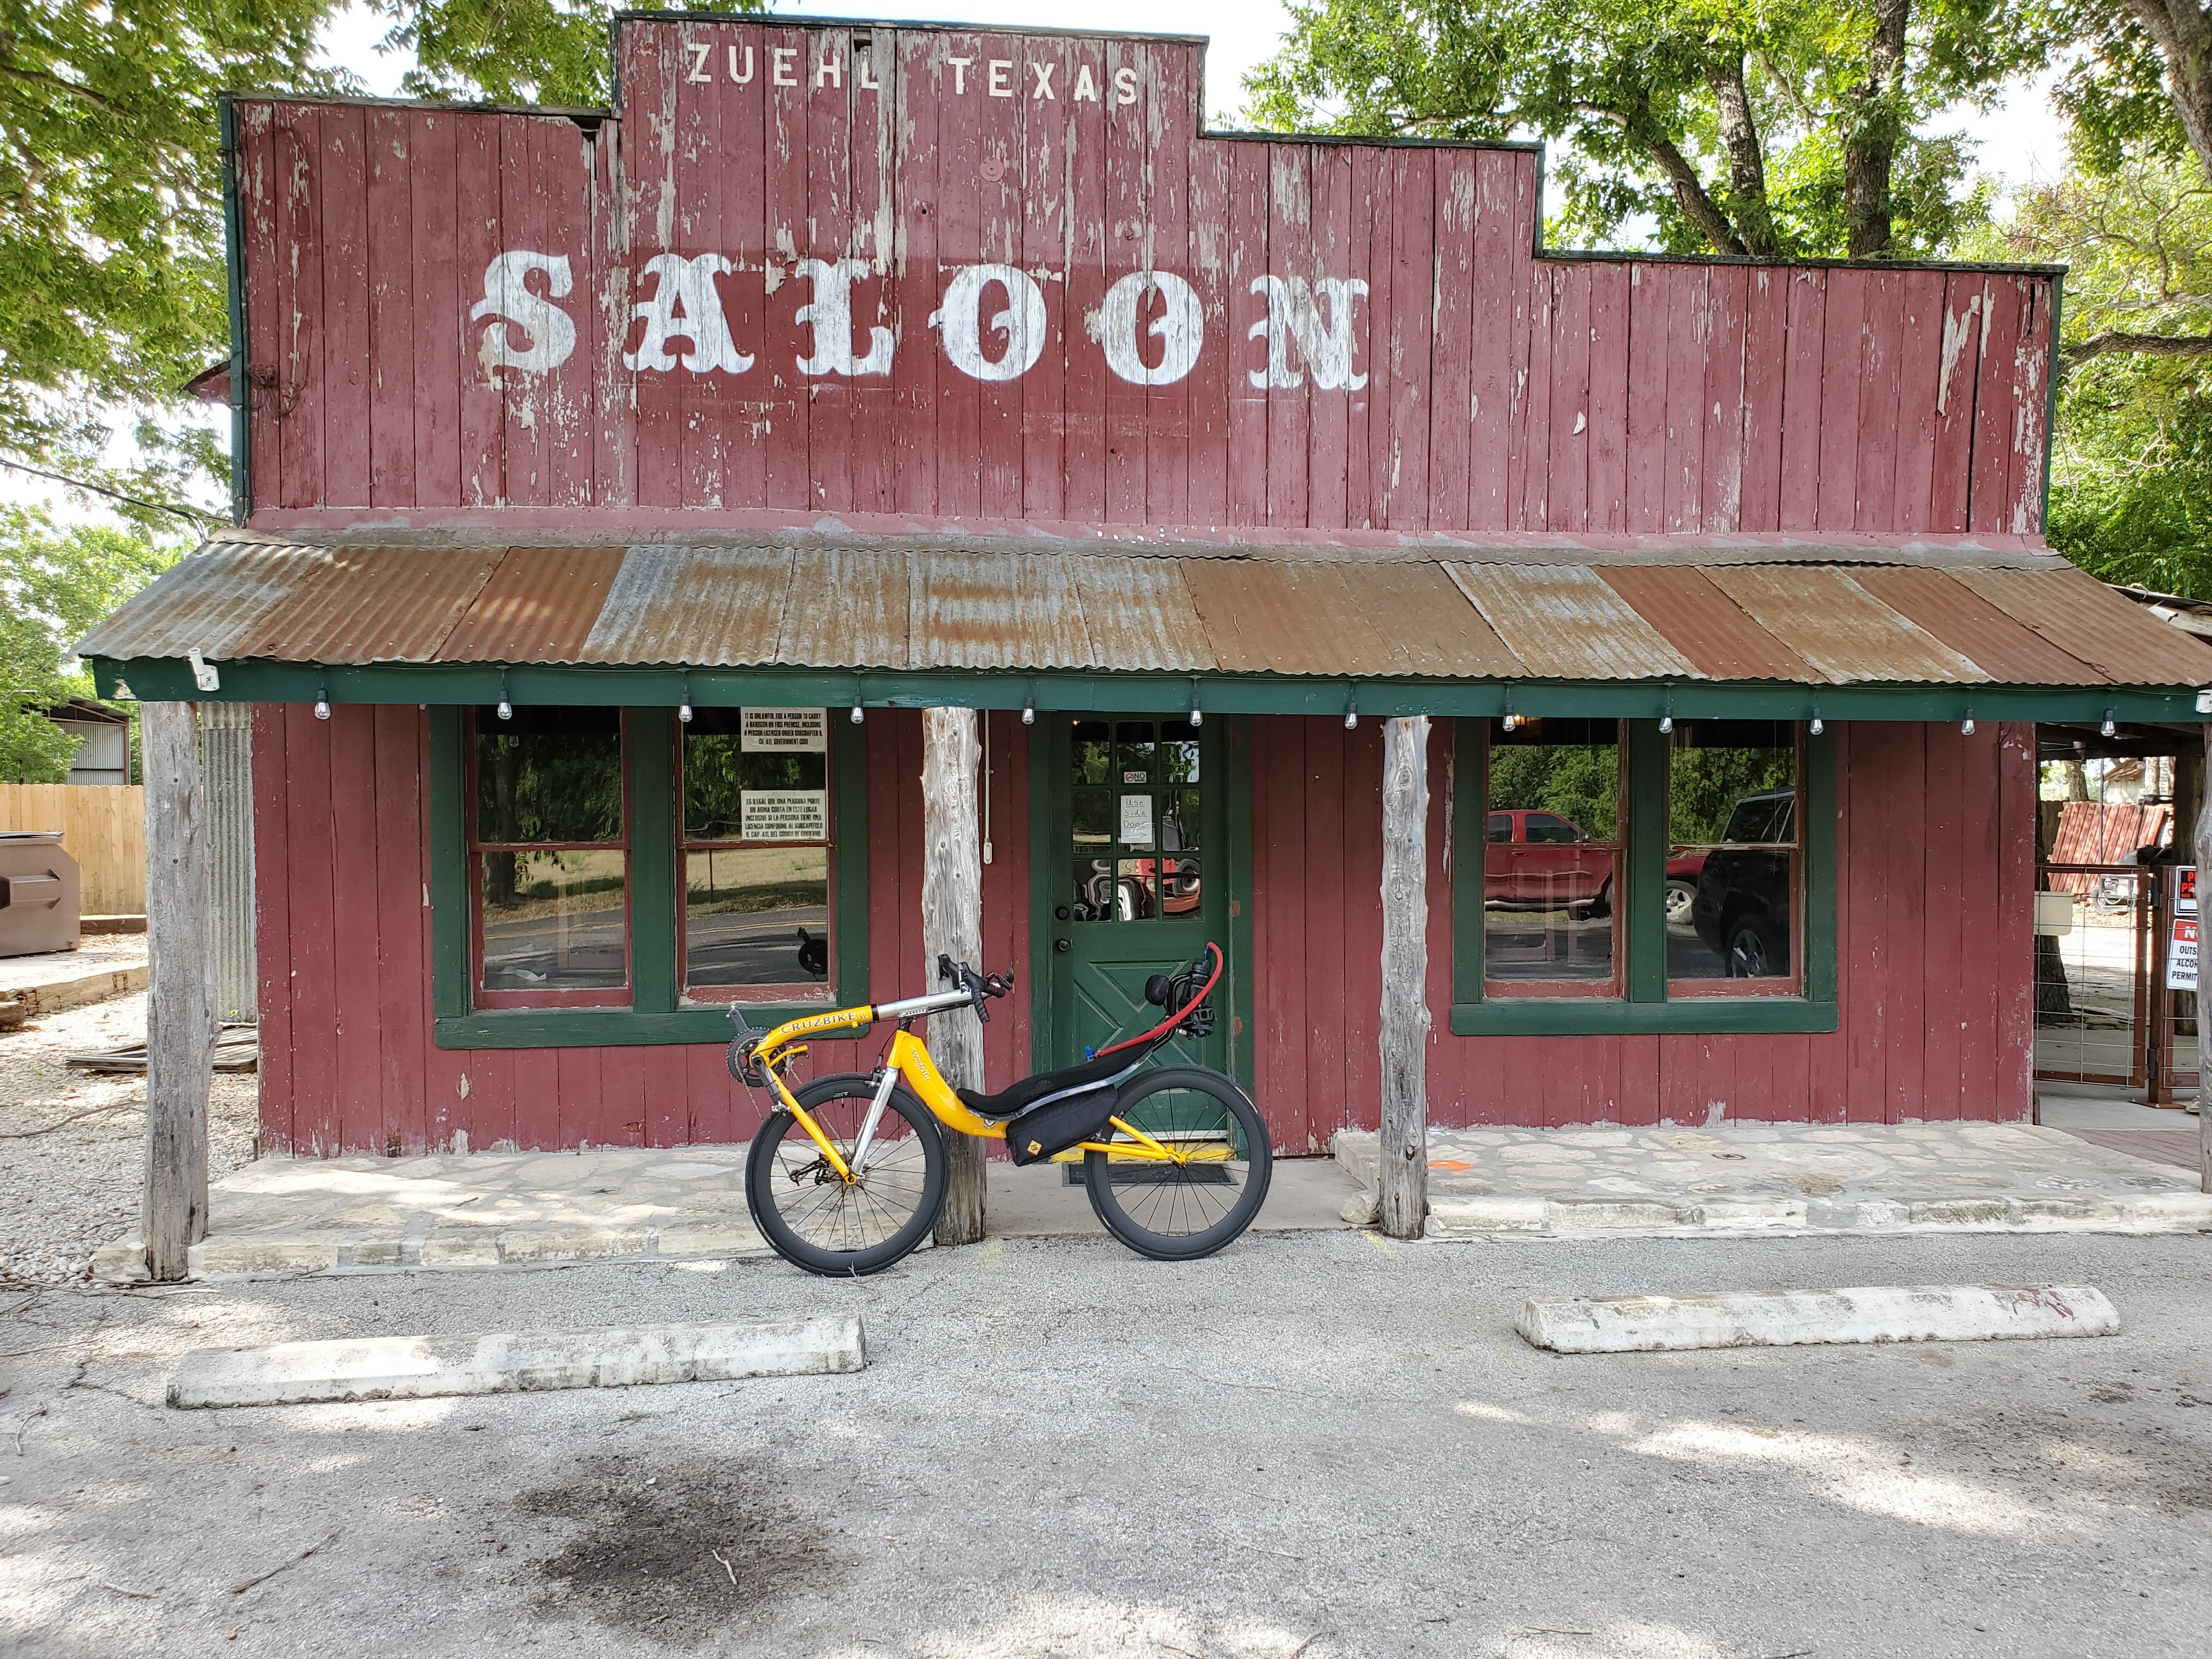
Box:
[1450,718,1837,1035]
[428,705,869,1049]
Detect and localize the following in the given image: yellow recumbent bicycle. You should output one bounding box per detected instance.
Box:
[728,943,1270,1275]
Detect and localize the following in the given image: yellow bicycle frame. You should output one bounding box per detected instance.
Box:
[744,1002,1204,1182]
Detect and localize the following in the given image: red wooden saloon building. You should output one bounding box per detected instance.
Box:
[84,15,2212,1164]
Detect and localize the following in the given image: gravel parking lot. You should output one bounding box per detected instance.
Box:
[0,993,258,1285]
[1,1228,2205,1658]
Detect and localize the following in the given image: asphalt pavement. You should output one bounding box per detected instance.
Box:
[2,1229,2207,1658]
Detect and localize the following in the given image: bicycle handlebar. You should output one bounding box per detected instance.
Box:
[936,955,1014,1022]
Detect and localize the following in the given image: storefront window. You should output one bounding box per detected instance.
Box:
[1069,718,1201,923]
[1667,721,1801,988]
[1483,719,1622,991]
[679,707,834,999]
[472,707,629,1003]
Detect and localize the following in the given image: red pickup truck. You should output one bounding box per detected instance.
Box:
[1485,810,1703,923]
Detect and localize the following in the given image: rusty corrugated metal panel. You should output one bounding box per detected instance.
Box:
[774,548,910,670]
[1446,563,1695,680]
[580,546,792,666]
[1952,568,2212,686]
[1069,559,1217,673]
[1597,566,1817,681]
[911,552,1096,670]
[1180,560,1515,678]
[1707,567,1987,683]
[1851,568,2111,686]
[436,547,627,664]
[76,541,330,661]
[244,545,504,663]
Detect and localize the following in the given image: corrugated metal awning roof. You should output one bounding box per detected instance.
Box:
[77,532,2212,688]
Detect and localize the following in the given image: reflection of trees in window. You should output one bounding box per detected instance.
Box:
[475,708,624,905]
[1667,723,1796,845]
[1487,720,1620,840]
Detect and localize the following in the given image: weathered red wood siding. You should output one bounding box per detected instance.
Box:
[230,22,2054,539]
[253,704,1033,1153]
[1248,718,2039,1144]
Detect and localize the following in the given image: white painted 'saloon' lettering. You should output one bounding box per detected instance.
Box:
[1247,275,1369,391]
[936,264,1047,382]
[625,253,752,374]
[470,252,577,374]
[1098,270,1203,386]
[793,258,894,376]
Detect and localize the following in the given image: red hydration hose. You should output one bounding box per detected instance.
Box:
[1094,941,1224,1057]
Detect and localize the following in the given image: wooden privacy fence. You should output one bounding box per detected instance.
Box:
[0,784,145,913]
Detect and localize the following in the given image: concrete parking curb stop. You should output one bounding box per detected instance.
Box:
[90,1218,774,1284]
[1516,1283,2121,1353]
[166,1313,866,1408]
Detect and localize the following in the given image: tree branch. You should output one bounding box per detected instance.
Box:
[0,458,221,524]
[1705,49,1779,257]
[2061,330,2212,365]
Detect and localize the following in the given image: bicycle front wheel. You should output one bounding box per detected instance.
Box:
[744,1074,947,1276]
[1083,1066,1272,1261]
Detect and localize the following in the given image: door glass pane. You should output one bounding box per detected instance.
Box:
[1072,789,1113,845]
[683,848,831,987]
[1158,719,1201,783]
[1116,720,1156,784]
[1072,854,1119,922]
[1117,857,1159,921]
[1668,721,1800,983]
[1071,720,1112,785]
[1163,789,1200,851]
[475,707,623,844]
[682,708,828,840]
[480,850,627,990]
[1483,719,1621,985]
[1071,717,1200,927]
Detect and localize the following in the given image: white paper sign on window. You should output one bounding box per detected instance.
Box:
[741,789,829,842]
[1120,793,1154,847]
[740,708,828,753]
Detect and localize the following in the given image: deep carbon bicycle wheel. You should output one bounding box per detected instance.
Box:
[744,1074,948,1276]
[1082,1066,1272,1261]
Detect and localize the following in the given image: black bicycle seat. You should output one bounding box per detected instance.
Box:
[956,1050,1130,1120]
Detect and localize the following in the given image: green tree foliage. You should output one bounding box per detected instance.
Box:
[1488,735,1621,839]
[376,0,764,106]
[0,511,180,781]
[2035,1,2212,184]
[1244,0,2026,256]
[0,0,340,496]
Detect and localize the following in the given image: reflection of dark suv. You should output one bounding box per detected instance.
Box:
[1690,788,1795,977]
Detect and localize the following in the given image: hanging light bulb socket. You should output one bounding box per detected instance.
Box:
[677,673,693,725]
[2101,708,2117,738]
[1022,680,1036,726]
[1189,677,1203,728]
[1961,708,1975,736]
[1344,685,1359,731]
[314,684,331,721]
[1501,691,1517,732]
[1809,702,1824,736]
[1658,686,1673,736]
[496,670,512,723]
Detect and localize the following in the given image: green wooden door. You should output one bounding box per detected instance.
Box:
[1035,714,1230,1073]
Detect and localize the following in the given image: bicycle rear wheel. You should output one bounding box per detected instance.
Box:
[744,1075,947,1276]
[1082,1066,1271,1260]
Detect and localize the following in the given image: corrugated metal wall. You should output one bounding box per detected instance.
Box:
[199,702,257,1022]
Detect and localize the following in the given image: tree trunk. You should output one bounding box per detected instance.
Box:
[1843,0,1911,257]
[1705,50,1779,256]
[1635,119,1748,255]
[1377,716,1431,1239]
[2198,724,2211,1193]
[921,707,988,1244]
[2063,758,2090,802]
[143,701,213,1281]
[2130,0,2212,187]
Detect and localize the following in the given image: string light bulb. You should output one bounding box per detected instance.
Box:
[1344,687,1359,731]
[314,684,330,721]
[677,674,692,725]
[1809,703,1824,737]
[496,670,512,722]
[850,704,865,725]
[2101,709,2117,738]
[1961,709,1976,736]
[1189,678,1203,728]
[1022,685,1035,726]
[1659,687,1674,736]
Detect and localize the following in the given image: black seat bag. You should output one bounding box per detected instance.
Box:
[1003,1084,1122,1166]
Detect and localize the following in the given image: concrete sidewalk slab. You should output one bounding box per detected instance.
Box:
[1333,1122,2212,1239]
[1516,1283,2121,1353]
[168,1314,865,1408]
[91,1146,1362,1283]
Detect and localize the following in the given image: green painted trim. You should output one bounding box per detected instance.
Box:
[428,708,469,1019]
[86,657,2212,727]
[219,96,249,527]
[1447,718,1840,1035]
[1450,719,1486,1009]
[1624,721,1667,1002]
[436,1008,827,1049]
[1449,999,1840,1036]
[628,708,676,1013]
[1221,714,1257,1095]
[428,702,869,1048]
[1025,716,1059,1077]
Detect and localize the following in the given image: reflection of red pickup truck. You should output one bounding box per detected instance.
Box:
[1485,810,1704,921]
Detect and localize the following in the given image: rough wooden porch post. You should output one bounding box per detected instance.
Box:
[1378,714,1431,1238]
[2199,724,2212,1194]
[142,699,214,1279]
[922,706,988,1244]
